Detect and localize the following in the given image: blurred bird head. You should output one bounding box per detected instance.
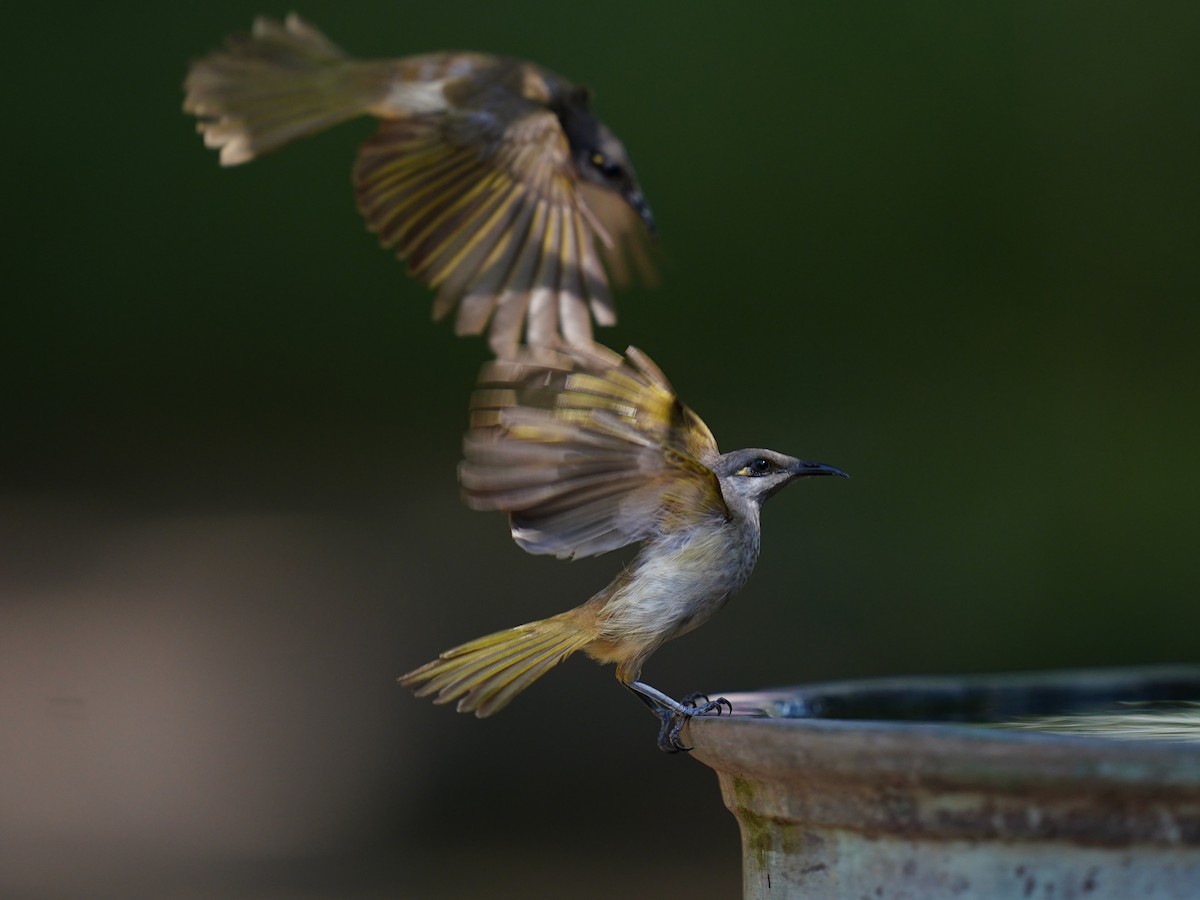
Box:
[553,86,656,235]
[713,450,848,514]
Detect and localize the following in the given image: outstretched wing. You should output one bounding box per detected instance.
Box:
[460,344,726,558]
[354,97,646,358]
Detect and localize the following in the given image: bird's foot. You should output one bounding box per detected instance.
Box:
[626,682,734,753]
[682,692,733,716]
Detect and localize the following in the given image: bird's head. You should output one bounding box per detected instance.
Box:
[552,86,656,235]
[714,449,848,515]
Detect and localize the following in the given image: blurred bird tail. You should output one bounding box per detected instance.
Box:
[184,14,392,165]
[400,611,593,717]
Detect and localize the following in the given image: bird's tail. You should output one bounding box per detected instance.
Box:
[400,610,594,717]
[184,14,391,165]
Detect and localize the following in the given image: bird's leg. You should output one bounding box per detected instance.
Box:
[625,681,733,753]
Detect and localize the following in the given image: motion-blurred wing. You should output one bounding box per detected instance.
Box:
[460,344,725,558]
[354,105,639,357]
[577,181,657,294]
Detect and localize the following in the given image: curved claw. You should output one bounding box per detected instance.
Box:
[653,705,693,752]
[681,693,735,717]
[662,698,734,752]
[666,716,692,753]
[662,730,691,753]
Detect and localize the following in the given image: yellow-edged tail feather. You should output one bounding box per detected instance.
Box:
[400,612,592,717]
[184,14,390,166]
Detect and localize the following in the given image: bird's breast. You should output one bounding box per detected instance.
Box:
[598,521,761,643]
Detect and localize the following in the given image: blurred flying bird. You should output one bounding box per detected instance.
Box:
[400,344,847,750]
[184,14,655,357]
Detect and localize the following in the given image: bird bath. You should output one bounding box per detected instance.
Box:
[683,665,1200,899]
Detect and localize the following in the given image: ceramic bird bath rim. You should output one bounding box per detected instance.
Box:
[682,664,1200,900]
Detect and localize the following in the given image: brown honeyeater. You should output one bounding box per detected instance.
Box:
[184,14,655,357]
[400,343,847,750]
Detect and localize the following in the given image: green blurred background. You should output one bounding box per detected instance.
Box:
[3,2,1198,897]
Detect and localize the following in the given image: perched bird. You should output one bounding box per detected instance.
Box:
[400,343,847,750]
[183,14,655,357]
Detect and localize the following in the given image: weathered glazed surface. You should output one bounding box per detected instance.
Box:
[685,666,1200,899]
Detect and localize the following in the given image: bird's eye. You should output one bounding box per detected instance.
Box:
[737,457,773,477]
[591,152,623,180]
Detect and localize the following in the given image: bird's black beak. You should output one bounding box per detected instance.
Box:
[626,189,657,237]
[790,460,849,479]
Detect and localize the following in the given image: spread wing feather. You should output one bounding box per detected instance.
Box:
[460,345,726,559]
[354,110,642,357]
